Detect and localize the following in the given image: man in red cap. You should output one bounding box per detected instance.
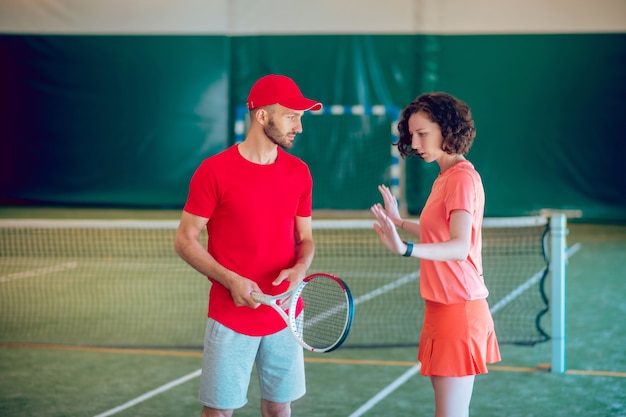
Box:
[175,74,322,417]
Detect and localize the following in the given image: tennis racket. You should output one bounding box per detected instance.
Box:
[252,272,354,353]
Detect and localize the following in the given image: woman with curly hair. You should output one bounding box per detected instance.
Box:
[371,92,501,417]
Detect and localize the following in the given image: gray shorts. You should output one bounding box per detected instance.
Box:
[198,317,306,410]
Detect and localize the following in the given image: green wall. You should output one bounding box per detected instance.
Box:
[0,35,229,208]
[1,34,624,220]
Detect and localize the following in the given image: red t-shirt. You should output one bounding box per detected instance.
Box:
[183,144,313,336]
[418,160,488,304]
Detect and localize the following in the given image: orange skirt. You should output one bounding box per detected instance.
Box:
[418,299,501,377]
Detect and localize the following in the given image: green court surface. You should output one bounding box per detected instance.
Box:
[0,208,624,416]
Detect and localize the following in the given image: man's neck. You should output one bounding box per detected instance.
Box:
[238,137,278,165]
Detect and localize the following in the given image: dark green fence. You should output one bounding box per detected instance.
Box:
[1,34,624,220]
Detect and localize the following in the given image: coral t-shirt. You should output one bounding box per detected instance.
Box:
[418,160,488,304]
[183,144,313,336]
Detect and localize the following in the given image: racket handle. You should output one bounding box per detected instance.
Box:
[251,292,269,304]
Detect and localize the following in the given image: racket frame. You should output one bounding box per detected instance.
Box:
[252,273,354,353]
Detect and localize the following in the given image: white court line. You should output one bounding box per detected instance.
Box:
[0,262,78,283]
[345,272,541,417]
[92,272,422,416]
[353,271,420,305]
[567,242,581,258]
[303,271,420,329]
[489,269,546,314]
[346,242,582,416]
[489,242,583,314]
[91,244,583,417]
[93,369,201,417]
[348,364,422,417]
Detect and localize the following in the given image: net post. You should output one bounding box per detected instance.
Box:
[550,213,567,373]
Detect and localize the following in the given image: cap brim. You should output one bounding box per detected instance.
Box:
[279,97,323,112]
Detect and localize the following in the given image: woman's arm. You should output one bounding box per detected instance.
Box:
[375,184,421,236]
[371,206,472,262]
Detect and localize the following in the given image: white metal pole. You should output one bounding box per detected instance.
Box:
[550,213,567,373]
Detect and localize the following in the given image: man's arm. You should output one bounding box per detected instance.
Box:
[271,215,315,289]
[174,211,261,307]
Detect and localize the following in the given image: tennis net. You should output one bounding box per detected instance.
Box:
[0,216,551,349]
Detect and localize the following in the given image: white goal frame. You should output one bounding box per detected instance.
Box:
[234,104,403,209]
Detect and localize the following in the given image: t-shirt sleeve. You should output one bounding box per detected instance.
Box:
[183,160,217,219]
[444,170,477,221]
[296,166,313,217]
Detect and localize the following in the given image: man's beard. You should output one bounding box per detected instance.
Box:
[264,119,294,149]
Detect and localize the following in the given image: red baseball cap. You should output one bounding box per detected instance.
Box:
[247,74,322,111]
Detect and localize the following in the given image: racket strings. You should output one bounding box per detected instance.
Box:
[296,276,351,349]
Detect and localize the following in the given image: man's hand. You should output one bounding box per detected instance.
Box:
[228,276,263,308]
[272,262,308,292]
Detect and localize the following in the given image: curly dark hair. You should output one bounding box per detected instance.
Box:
[396,92,476,158]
